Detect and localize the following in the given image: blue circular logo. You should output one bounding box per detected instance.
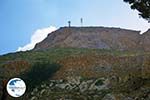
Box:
[6,78,26,97]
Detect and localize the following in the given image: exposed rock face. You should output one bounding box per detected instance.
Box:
[141,29,150,51]
[34,27,149,51]
[29,77,150,100]
[29,77,111,100]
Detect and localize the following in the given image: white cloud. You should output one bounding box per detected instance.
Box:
[17,26,57,51]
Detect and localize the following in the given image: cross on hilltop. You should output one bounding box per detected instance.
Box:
[67,18,83,27]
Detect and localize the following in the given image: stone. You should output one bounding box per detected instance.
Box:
[102,94,116,100]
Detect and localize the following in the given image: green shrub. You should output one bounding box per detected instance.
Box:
[20,62,61,91]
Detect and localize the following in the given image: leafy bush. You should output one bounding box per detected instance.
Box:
[20,62,61,91]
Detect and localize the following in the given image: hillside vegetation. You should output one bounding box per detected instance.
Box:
[0,48,150,100]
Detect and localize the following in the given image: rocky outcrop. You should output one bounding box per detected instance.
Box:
[29,76,150,100]
[34,27,150,51]
[29,77,111,100]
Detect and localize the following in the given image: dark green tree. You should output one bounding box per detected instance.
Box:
[124,0,150,22]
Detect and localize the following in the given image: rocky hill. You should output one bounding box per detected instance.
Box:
[34,27,150,51]
[0,27,150,100]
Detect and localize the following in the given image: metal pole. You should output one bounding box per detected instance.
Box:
[81,18,83,26]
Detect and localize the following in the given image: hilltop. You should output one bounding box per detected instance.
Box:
[34,27,150,51]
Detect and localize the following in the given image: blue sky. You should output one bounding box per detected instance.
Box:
[0,0,149,55]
